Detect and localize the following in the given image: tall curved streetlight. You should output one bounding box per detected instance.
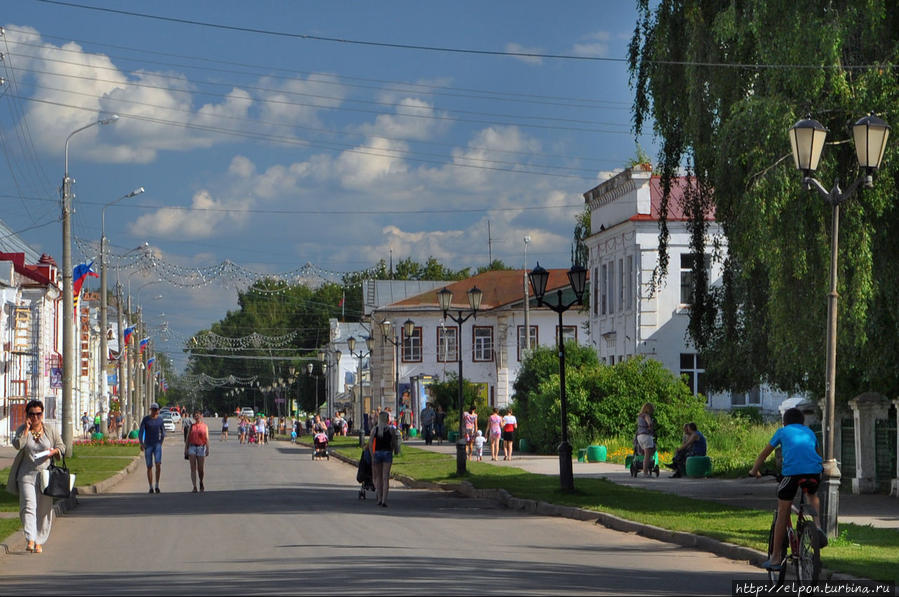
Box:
[436,286,483,476]
[61,114,119,455]
[98,187,144,435]
[788,112,890,537]
[528,263,587,491]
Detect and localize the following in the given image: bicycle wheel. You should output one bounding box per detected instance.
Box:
[797,523,821,583]
[766,511,787,585]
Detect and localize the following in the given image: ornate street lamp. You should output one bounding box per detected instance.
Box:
[347,335,374,446]
[380,320,416,412]
[788,111,889,538]
[437,285,483,475]
[528,263,587,491]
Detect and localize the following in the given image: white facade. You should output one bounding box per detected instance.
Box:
[583,165,794,414]
[371,271,590,416]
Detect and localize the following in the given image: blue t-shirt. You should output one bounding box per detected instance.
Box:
[691,431,707,456]
[139,416,166,446]
[769,424,822,476]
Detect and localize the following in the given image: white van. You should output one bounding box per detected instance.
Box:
[240,407,255,418]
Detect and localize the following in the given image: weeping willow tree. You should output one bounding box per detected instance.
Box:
[628,1,899,402]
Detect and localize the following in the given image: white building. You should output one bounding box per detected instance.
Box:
[370,269,590,417]
[583,164,793,413]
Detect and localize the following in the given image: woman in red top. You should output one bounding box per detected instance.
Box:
[185,411,210,492]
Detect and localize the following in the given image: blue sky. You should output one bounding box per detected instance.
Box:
[1,1,657,369]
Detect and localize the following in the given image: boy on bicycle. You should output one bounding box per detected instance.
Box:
[749,407,826,571]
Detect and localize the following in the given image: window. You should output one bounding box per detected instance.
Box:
[593,267,599,315]
[437,326,458,362]
[680,253,711,305]
[625,255,634,310]
[680,353,707,398]
[608,260,615,314]
[609,355,615,365]
[402,326,422,362]
[618,258,624,311]
[473,326,493,362]
[555,325,577,345]
[517,325,538,361]
[600,264,607,315]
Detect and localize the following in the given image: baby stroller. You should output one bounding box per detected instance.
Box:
[356,448,375,500]
[247,426,258,444]
[312,432,329,460]
[629,434,660,477]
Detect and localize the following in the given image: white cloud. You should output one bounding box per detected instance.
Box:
[359,97,449,141]
[505,42,544,65]
[256,73,347,129]
[571,31,612,58]
[129,190,251,239]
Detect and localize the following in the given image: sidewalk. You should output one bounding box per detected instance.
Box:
[409,439,899,530]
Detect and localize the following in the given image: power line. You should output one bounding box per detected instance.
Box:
[33,0,628,63]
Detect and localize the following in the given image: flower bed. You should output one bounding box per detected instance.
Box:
[74,439,140,447]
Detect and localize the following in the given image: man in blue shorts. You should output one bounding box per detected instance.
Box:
[749,407,826,571]
[139,403,166,494]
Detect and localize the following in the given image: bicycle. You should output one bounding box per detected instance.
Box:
[759,471,822,585]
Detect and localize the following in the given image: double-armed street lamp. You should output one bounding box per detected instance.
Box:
[99,187,144,435]
[61,114,119,455]
[379,319,415,413]
[436,285,484,476]
[528,263,587,491]
[788,111,890,537]
[347,335,374,446]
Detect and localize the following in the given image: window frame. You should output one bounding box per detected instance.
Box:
[401,325,423,363]
[472,325,494,362]
[555,325,578,345]
[517,325,538,361]
[436,325,458,363]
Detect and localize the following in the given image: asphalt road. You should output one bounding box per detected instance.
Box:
[0,426,768,595]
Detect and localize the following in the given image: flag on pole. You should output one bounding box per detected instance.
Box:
[123,326,135,345]
[73,262,98,296]
[146,356,156,369]
[139,337,150,354]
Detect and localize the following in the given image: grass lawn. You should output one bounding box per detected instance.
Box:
[0,444,140,539]
[329,438,899,583]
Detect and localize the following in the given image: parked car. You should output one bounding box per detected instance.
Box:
[240,407,255,418]
[160,412,176,432]
[169,411,182,425]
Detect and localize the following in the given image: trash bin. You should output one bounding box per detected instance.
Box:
[409,428,418,438]
[519,438,530,453]
[686,456,712,478]
[577,448,588,462]
[128,430,139,439]
[448,430,459,443]
[586,445,607,462]
[91,432,104,441]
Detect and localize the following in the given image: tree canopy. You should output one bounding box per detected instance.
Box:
[629,1,899,402]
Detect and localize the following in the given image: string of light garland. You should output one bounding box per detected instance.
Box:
[177,373,259,389]
[188,330,299,349]
[75,237,379,291]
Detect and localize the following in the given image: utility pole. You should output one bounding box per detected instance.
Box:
[116,283,128,436]
[523,235,531,351]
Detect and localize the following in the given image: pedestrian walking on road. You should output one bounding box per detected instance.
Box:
[502,408,518,460]
[7,400,65,554]
[185,411,210,493]
[256,416,266,447]
[81,412,91,438]
[487,408,503,460]
[139,403,166,493]
[367,411,401,507]
[221,415,229,441]
[420,402,436,445]
[435,405,446,444]
[463,406,478,460]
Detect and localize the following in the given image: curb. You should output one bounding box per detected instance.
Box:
[0,455,141,556]
[326,447,865,582]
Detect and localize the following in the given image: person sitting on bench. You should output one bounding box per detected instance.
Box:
[667,422,706,478]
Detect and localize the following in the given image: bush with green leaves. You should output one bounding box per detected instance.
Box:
[427,373,488,434]
[514,352,708,453]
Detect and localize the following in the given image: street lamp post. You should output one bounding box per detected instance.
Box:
[436,286,484,476]
[347,336,374,446]
[528,263,588,491]
[788,112,890,538]
[61,114,119,455]
[99,187,144,435]
[379,320,414,415]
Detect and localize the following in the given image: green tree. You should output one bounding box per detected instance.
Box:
[476,259,513,274]
[629,1,899,401]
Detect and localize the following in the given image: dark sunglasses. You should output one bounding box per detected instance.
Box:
[27,411,43,417]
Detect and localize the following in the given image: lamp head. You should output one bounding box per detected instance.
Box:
[346,336,356,353]
[789,115,828,177]
[567,263,588,304]
[528,262,550,301]
[99,114,119,126]
[437,287,453,314]
[379,320,391,338]
[853,113,890,186]
[467,286,484,312]
[365,336,374,352]
[306,362,313,374]
[403,319,415,337]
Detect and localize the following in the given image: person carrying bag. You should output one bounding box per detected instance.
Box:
[6,399,66,554]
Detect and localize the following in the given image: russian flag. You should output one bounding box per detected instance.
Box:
[146,356,156,369]
[72,262,99,297]
[123,326,135,345]
[139,337,150,354]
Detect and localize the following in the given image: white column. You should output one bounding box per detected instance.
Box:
[848,392,890,494]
